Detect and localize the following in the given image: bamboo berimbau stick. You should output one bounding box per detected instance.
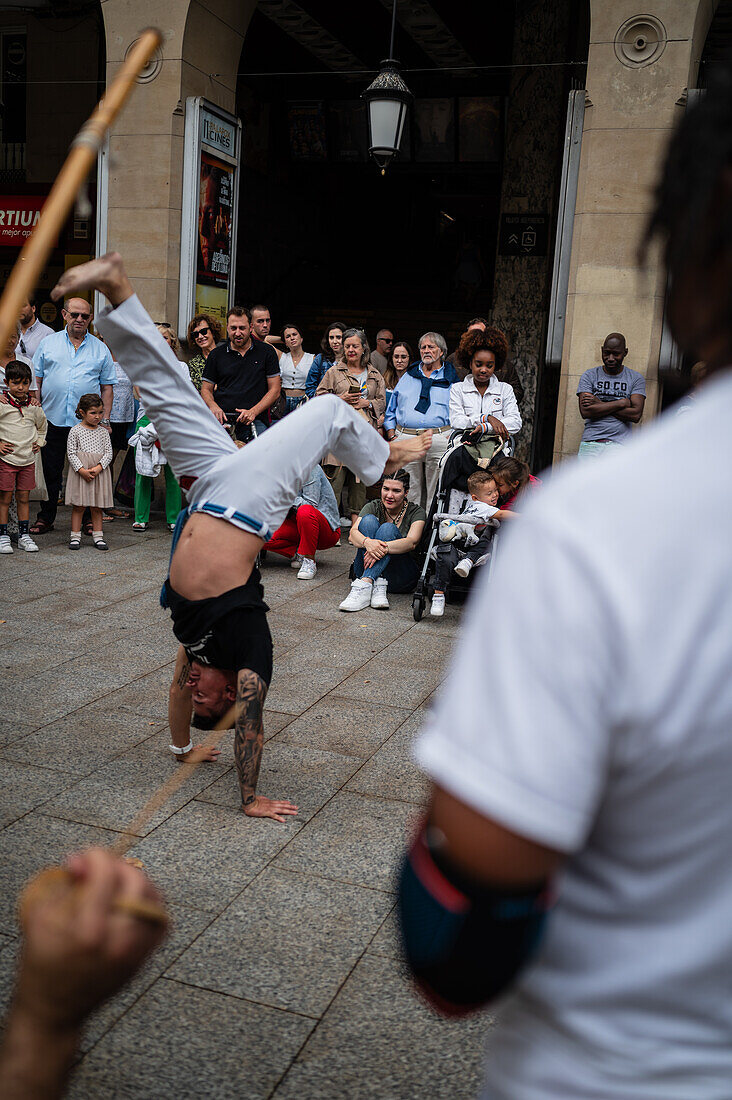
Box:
[0,27,162,353]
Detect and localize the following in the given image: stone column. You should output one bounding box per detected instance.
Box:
[490,0,574,465]
[101,0,254,322]
[552,0,716,462]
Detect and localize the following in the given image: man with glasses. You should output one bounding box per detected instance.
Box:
[30,296,115,534]
[371,328,394,375]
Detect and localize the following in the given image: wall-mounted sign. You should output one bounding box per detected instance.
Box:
[179,98,242,332]
[0,196,45,247]
[498,214,548,257]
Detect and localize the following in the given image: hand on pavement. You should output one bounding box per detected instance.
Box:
[243,795,299,823]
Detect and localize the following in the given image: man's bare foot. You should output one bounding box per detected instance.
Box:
[384,430,433,475]
[50,252,134,309]
[243,795,299,823]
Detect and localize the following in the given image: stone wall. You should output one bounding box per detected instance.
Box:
[490,0,577,466]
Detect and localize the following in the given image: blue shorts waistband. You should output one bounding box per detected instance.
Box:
[188,501,271,541]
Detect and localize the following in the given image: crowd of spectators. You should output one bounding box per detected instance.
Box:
[0,291,652,616]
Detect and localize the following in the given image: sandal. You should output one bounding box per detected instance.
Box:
[83,522,93,536]
[29,520,54,535]
[93,539,109,551]
[132,522,147,531]
[104,508,130,519]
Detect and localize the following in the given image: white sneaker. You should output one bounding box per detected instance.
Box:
[439,520,458,542]
[339,578,373,612]
[18,534,39,552]
[430,592,446,617]
[370,577,389,609]
[0,535,12,554]
[296,557,317,580]
[454,558,473,578]
[290,554,302,569]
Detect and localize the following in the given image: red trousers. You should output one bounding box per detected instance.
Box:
[264,504,340,559]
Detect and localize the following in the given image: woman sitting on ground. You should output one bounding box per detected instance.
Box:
[305,321,346,398]
[186,314,222,392]
[280,323,314,414]
[339,469,426,613]
[263,464,340,579]
[450,326,521,460]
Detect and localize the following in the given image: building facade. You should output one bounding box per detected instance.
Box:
[0,0,723,468]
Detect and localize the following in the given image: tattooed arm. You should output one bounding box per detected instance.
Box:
[168,646,221,762]
[235,668,298,823]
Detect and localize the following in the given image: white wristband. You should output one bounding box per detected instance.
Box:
[169,740,193,756]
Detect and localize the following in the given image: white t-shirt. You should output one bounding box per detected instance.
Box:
[415,368,732,1099]
[279,351,314,390]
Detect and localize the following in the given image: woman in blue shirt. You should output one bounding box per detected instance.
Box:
[305,322,347,398]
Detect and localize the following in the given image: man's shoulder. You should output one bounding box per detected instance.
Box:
[576,365,600,391]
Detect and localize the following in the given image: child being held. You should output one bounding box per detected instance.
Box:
[0,360,47,554]
[66,393,114,551]
[430,470,515,617]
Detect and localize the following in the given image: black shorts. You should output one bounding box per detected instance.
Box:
[183,607,273,685]
[163,573,272,683]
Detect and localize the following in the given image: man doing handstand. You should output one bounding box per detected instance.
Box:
[51,254,431,822]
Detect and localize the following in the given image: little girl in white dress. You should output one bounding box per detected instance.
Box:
[65,393,113,550]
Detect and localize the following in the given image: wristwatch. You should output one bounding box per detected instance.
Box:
[101,418,111,426]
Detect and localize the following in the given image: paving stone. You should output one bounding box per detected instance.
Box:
[168,866,392,1017]
[0,758,78,826]
[272,953,490,1100]
[42,740,229,836]
[0,814,121,933]
[102,666,176,719]
[275,696,412,759]
[264,665,355,715]
[79,905,216,1053]
[4,708,167,776]
[346,711,431,805]
[67,978,314,1100]
[275,790,418,893]
[196,742,361,822]
[334,659,440,709]
[127,800,302,913]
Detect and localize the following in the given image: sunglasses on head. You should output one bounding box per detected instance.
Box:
[155,321,171,328]
[66,310,91,320]
[194,327,211,338]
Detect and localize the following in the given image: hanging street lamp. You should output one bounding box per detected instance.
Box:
[362,0,412,173]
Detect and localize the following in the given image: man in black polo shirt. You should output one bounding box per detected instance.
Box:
[201,306,281,442]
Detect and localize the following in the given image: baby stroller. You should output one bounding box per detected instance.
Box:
[411,430,514,622]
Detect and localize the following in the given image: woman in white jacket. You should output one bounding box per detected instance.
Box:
[449,327,521,444]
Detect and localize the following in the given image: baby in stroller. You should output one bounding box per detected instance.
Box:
[430,469,515,617]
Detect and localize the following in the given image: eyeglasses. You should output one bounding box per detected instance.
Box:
[194,327,211,339]
[66,311,91,320]
[155,321,171,328]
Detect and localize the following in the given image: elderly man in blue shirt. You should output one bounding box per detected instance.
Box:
[383,331,458,508]
[31,296,115,534]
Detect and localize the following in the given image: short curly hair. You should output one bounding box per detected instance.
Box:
[457,326,509,373]
[187,313,223,349]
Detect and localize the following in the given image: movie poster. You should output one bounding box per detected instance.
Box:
[195,153,234,324]
[288,103,327,161]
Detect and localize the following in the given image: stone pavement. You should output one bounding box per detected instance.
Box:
[0,511,491,1099]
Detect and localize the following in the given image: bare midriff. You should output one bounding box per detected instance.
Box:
[168,512,263,600]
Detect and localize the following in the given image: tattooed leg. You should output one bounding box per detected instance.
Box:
[168,645,221,762]
[236,668,298,822]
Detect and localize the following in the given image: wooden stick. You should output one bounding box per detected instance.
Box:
[110,703,239,857]
[0,27,162,353]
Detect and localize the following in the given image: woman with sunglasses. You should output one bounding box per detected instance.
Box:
[185,314,223,392]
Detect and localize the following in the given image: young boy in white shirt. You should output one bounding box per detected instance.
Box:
[0,361,47,553]
[431,469,514,616]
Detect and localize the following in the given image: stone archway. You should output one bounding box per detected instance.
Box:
[100,0,256,320]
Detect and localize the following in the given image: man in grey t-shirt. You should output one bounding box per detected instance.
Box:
[576,333,646,457]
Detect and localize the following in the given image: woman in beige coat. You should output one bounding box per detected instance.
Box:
[316,328,386,526]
